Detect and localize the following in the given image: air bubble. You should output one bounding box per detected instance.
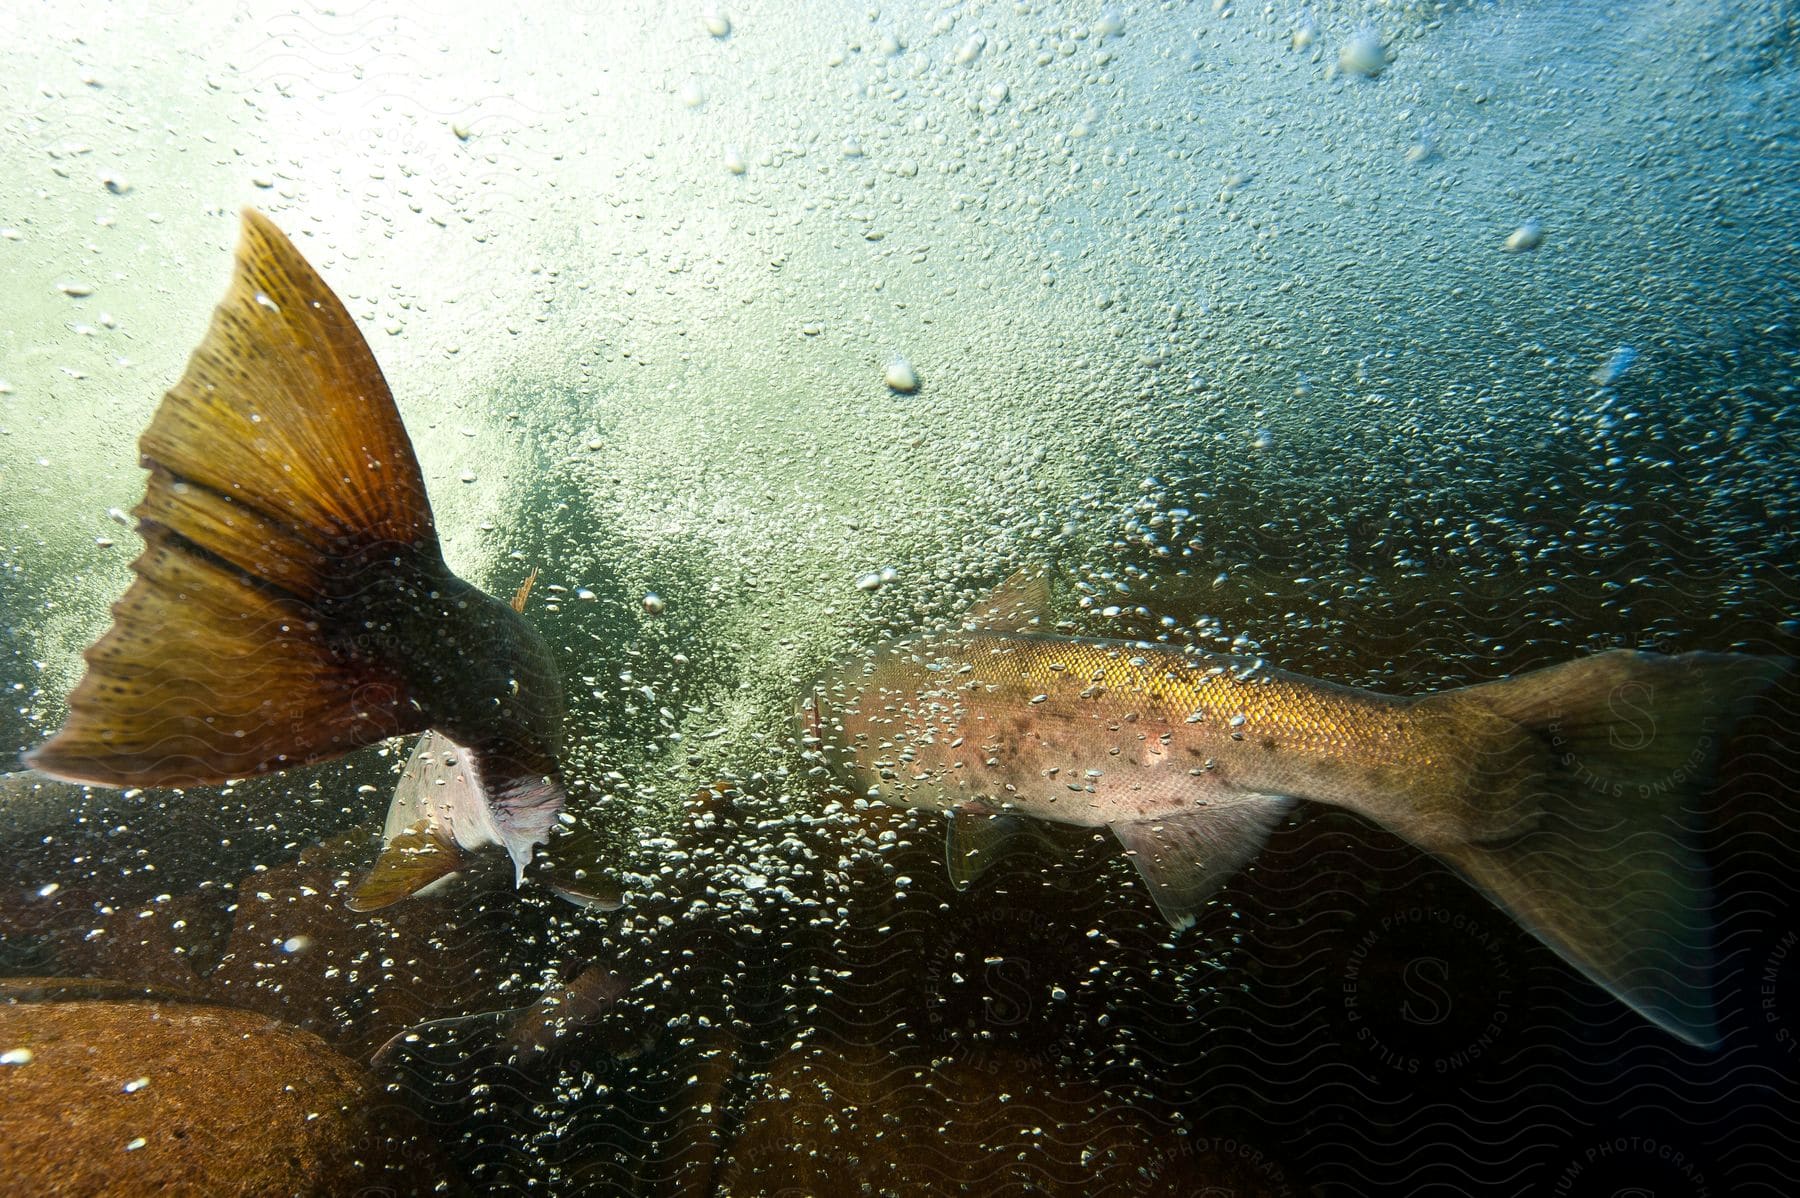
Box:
[1504,221,1544,252]
[884,357,920,393]
[1338,31,1388,77]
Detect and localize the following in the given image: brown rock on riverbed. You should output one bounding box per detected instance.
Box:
[712,1039,1294,1196]
[5,829,526,1061]
[0,993,460,1197]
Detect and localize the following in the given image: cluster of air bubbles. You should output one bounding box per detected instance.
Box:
[1591,346,1637,388]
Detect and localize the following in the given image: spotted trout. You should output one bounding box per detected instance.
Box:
[803,576,1785,1047]
[25,209,566,903]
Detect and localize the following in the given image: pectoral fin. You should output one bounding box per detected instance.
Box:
[1111,796,1295,931]
[532,817,626,911]
[348,730,497,910]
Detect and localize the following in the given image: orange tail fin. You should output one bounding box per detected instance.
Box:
[26,209,439,787]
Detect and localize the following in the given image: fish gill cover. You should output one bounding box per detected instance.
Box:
[0,1,1796,1195]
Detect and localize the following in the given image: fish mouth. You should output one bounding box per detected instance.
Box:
[796,685,826,748]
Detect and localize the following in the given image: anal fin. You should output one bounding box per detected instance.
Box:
[1112,795,1296,931]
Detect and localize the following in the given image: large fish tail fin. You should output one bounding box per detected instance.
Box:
[1425,650,1786,1048]
[26,209,440,787]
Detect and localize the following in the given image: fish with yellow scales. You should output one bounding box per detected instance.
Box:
[802,573,1788,1048]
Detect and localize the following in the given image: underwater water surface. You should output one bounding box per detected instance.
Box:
[1,0,1797,1194]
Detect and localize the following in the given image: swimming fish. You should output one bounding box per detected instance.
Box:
[24,209,567,900]
[802,574,1786,1047]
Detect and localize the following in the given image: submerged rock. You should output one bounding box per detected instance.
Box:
[0,995,460,1196]
[715,1039,1301,1195]
[4,828,532,1061]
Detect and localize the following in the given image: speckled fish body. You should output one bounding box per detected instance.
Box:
[812,633,1479,836]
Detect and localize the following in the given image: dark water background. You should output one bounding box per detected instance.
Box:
[4,495,1796,1194]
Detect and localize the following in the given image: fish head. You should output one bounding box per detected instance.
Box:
[796,653,884,802]
[800,636,979,814]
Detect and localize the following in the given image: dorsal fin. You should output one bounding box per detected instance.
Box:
[964,569,1051,633]
[504,965,628,1060]
[26,209,437,788]
[511,568,540,613]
